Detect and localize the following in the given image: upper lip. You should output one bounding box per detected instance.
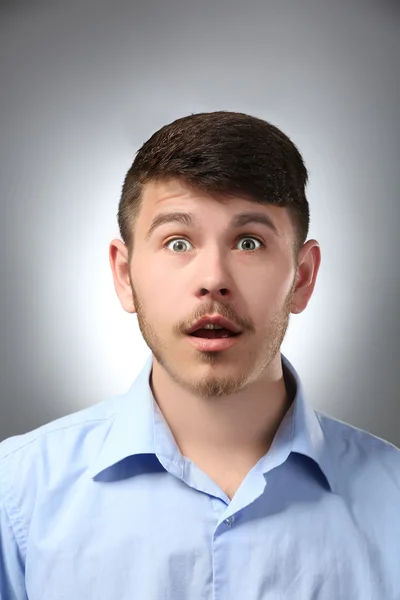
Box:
[187,314,242,335]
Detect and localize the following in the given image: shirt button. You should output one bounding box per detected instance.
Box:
[224,516,235,527]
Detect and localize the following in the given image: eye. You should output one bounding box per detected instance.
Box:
[163,236,265,253]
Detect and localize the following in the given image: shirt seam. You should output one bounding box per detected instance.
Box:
[0,462,28,559]
[314,411,339,494]
[0,415,115,462]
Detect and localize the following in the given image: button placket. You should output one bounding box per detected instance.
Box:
[224,515,235,527]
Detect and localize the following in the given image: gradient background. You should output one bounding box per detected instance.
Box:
[0,0,399,445]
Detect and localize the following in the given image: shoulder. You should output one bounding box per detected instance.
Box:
[0,395,120,460]
[0,395,122,508]
[0,394,127,566]
[316,410,400,493]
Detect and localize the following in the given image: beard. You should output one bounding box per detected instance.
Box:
[128,271,297,399]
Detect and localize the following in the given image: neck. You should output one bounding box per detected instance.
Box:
[150,354,295,463]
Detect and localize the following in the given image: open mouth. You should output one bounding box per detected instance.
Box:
[188,329,240,339]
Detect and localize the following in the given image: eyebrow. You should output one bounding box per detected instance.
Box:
[145,211,279,241]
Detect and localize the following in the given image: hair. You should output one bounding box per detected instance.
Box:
[117,111,310,260]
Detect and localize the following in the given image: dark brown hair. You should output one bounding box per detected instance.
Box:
[118,111,310,258]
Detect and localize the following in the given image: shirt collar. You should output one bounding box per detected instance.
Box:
[281,353,338,494]
[89,352,337,494]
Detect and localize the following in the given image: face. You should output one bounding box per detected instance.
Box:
[110,179,320,399]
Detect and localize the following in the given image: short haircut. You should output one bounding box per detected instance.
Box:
[118,111,310,258]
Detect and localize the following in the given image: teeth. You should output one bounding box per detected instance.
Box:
[203,323,224,330]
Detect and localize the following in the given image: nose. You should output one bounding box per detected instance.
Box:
[194,247,234,304]
[200,287,229,297]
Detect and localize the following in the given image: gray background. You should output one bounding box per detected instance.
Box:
[0,0,399,444]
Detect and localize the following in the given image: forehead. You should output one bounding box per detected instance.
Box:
[138,179,294,236]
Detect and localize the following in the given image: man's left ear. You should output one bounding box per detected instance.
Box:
[291,240,321,315]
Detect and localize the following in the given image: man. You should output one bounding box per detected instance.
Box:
[0,111,399,599]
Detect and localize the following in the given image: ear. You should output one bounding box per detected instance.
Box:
[109,239,137,313]
[291,240,321,314]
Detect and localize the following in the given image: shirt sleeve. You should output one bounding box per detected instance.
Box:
[0,486,27,599]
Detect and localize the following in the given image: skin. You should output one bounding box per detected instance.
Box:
[110,179,321,496]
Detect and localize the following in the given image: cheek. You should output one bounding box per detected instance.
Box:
[251,268,290,298]
[136,258,186,302]
[131,259,169,293]
[251,274,294,318]
[132,267,180,321]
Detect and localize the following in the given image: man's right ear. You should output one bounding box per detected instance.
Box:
[109,239,136,314]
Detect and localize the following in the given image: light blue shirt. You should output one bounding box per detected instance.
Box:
[1,352,399,599]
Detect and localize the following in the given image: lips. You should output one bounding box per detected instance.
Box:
[187,315,242,335]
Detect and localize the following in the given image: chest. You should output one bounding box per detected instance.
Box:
[24,470,398,600]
